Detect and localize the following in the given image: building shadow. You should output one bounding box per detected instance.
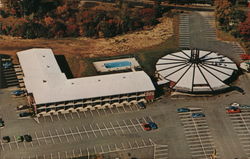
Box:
[55,55,73,79]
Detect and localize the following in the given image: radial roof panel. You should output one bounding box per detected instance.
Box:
[156,49,238,93]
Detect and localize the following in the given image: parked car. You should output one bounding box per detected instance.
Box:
[16,136,24,142]
[19,112,33,118]
[142,123,151,131]
[11,90,25,96]
[230,102,240,107]
[240,105,250,109]
[226,106,241,113]
[192,113,205,118]
[24,135,32,142]
[2,136,10,143]
[17,105,30,110]
[0,118,4,128]
[138,102,146,109]
[2,61,12,69]
[148,122,158,129]
[177,108,190,113]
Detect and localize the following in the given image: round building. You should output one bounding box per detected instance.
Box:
[156,49,238,94]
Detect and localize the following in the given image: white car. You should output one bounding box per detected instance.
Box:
[230,103,240,107]
[17,105,30,110]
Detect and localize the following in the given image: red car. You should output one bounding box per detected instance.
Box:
[227,106,241,113]
[142,123,151,131]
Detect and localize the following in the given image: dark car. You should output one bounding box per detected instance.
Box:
[148,122,158,129]
[2,61,12,69]
[11,90,25,96]
[2,136,10,143]
[192,113,205,118]
[227,106,241,113]
[177,108,190,113]
[240,105,250,109]
[16,136,24,142]
[138,102,146,109]
[142,123,151,131]
[24,135,32,142]
[19,112,33,118]
[0,118,4,128]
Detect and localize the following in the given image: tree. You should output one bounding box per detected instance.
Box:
[214,0,234,31]
[20,0,41,16]
[238,12,250,41]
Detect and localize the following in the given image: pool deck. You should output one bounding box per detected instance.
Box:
[93,58,140,72]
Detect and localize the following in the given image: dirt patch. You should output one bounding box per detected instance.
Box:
[0,16,173,77]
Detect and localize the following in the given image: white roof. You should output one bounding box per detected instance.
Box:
[17,48,155,105]
[156,50,238,93]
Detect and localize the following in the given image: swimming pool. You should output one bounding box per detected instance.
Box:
[104,61,132,68]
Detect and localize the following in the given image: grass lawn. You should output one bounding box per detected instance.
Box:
[79,35,179,77]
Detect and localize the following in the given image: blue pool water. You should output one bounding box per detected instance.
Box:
[104,61,131,68]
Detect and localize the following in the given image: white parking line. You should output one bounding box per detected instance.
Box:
[103,122,111,136]
[123,120,132,133]
[0,141,4,151]
[62,128,70,143]
[83,126,90,138]
[13,136,19,149]
[49,130,55,144]
[136,118,145,131]
[76,111,80,119]
[55,129,62,143]
[109,121,118,135]
[83,111,87,118]
[65,151,68,159]
[96,123,104,137]
[94,145,97,154]
[76,126,83,140]
[8,141,12,150]
[80,148,83,157]
[116,106,120,113]
[109,107,114,114]
[72,149,75,158]
[90,110,94,117]
[70,113,74,119]
[69,128,77,141]
[23,139,27,148]
[108,144,111,151]
[130,119,139,132]
[90,124,97,138]
[121,142,126,150]
[128,141,132,149]
[122,105,127,112]
[135,140,139,148]
[240,113,250,133]
[63,113,68,120]
[49,115,53,122]
[191,117,208,158]
[100,145,104,153]
[116,121,124,134]
[58,152,60,159]
[41,131,48,145]
[35,132,41,146]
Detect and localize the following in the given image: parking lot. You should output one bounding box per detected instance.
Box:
[37,104,142,123]
[227,107,250,158]
[178,108,219,159]
[17,138,159,159]
[0,116,154,152]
